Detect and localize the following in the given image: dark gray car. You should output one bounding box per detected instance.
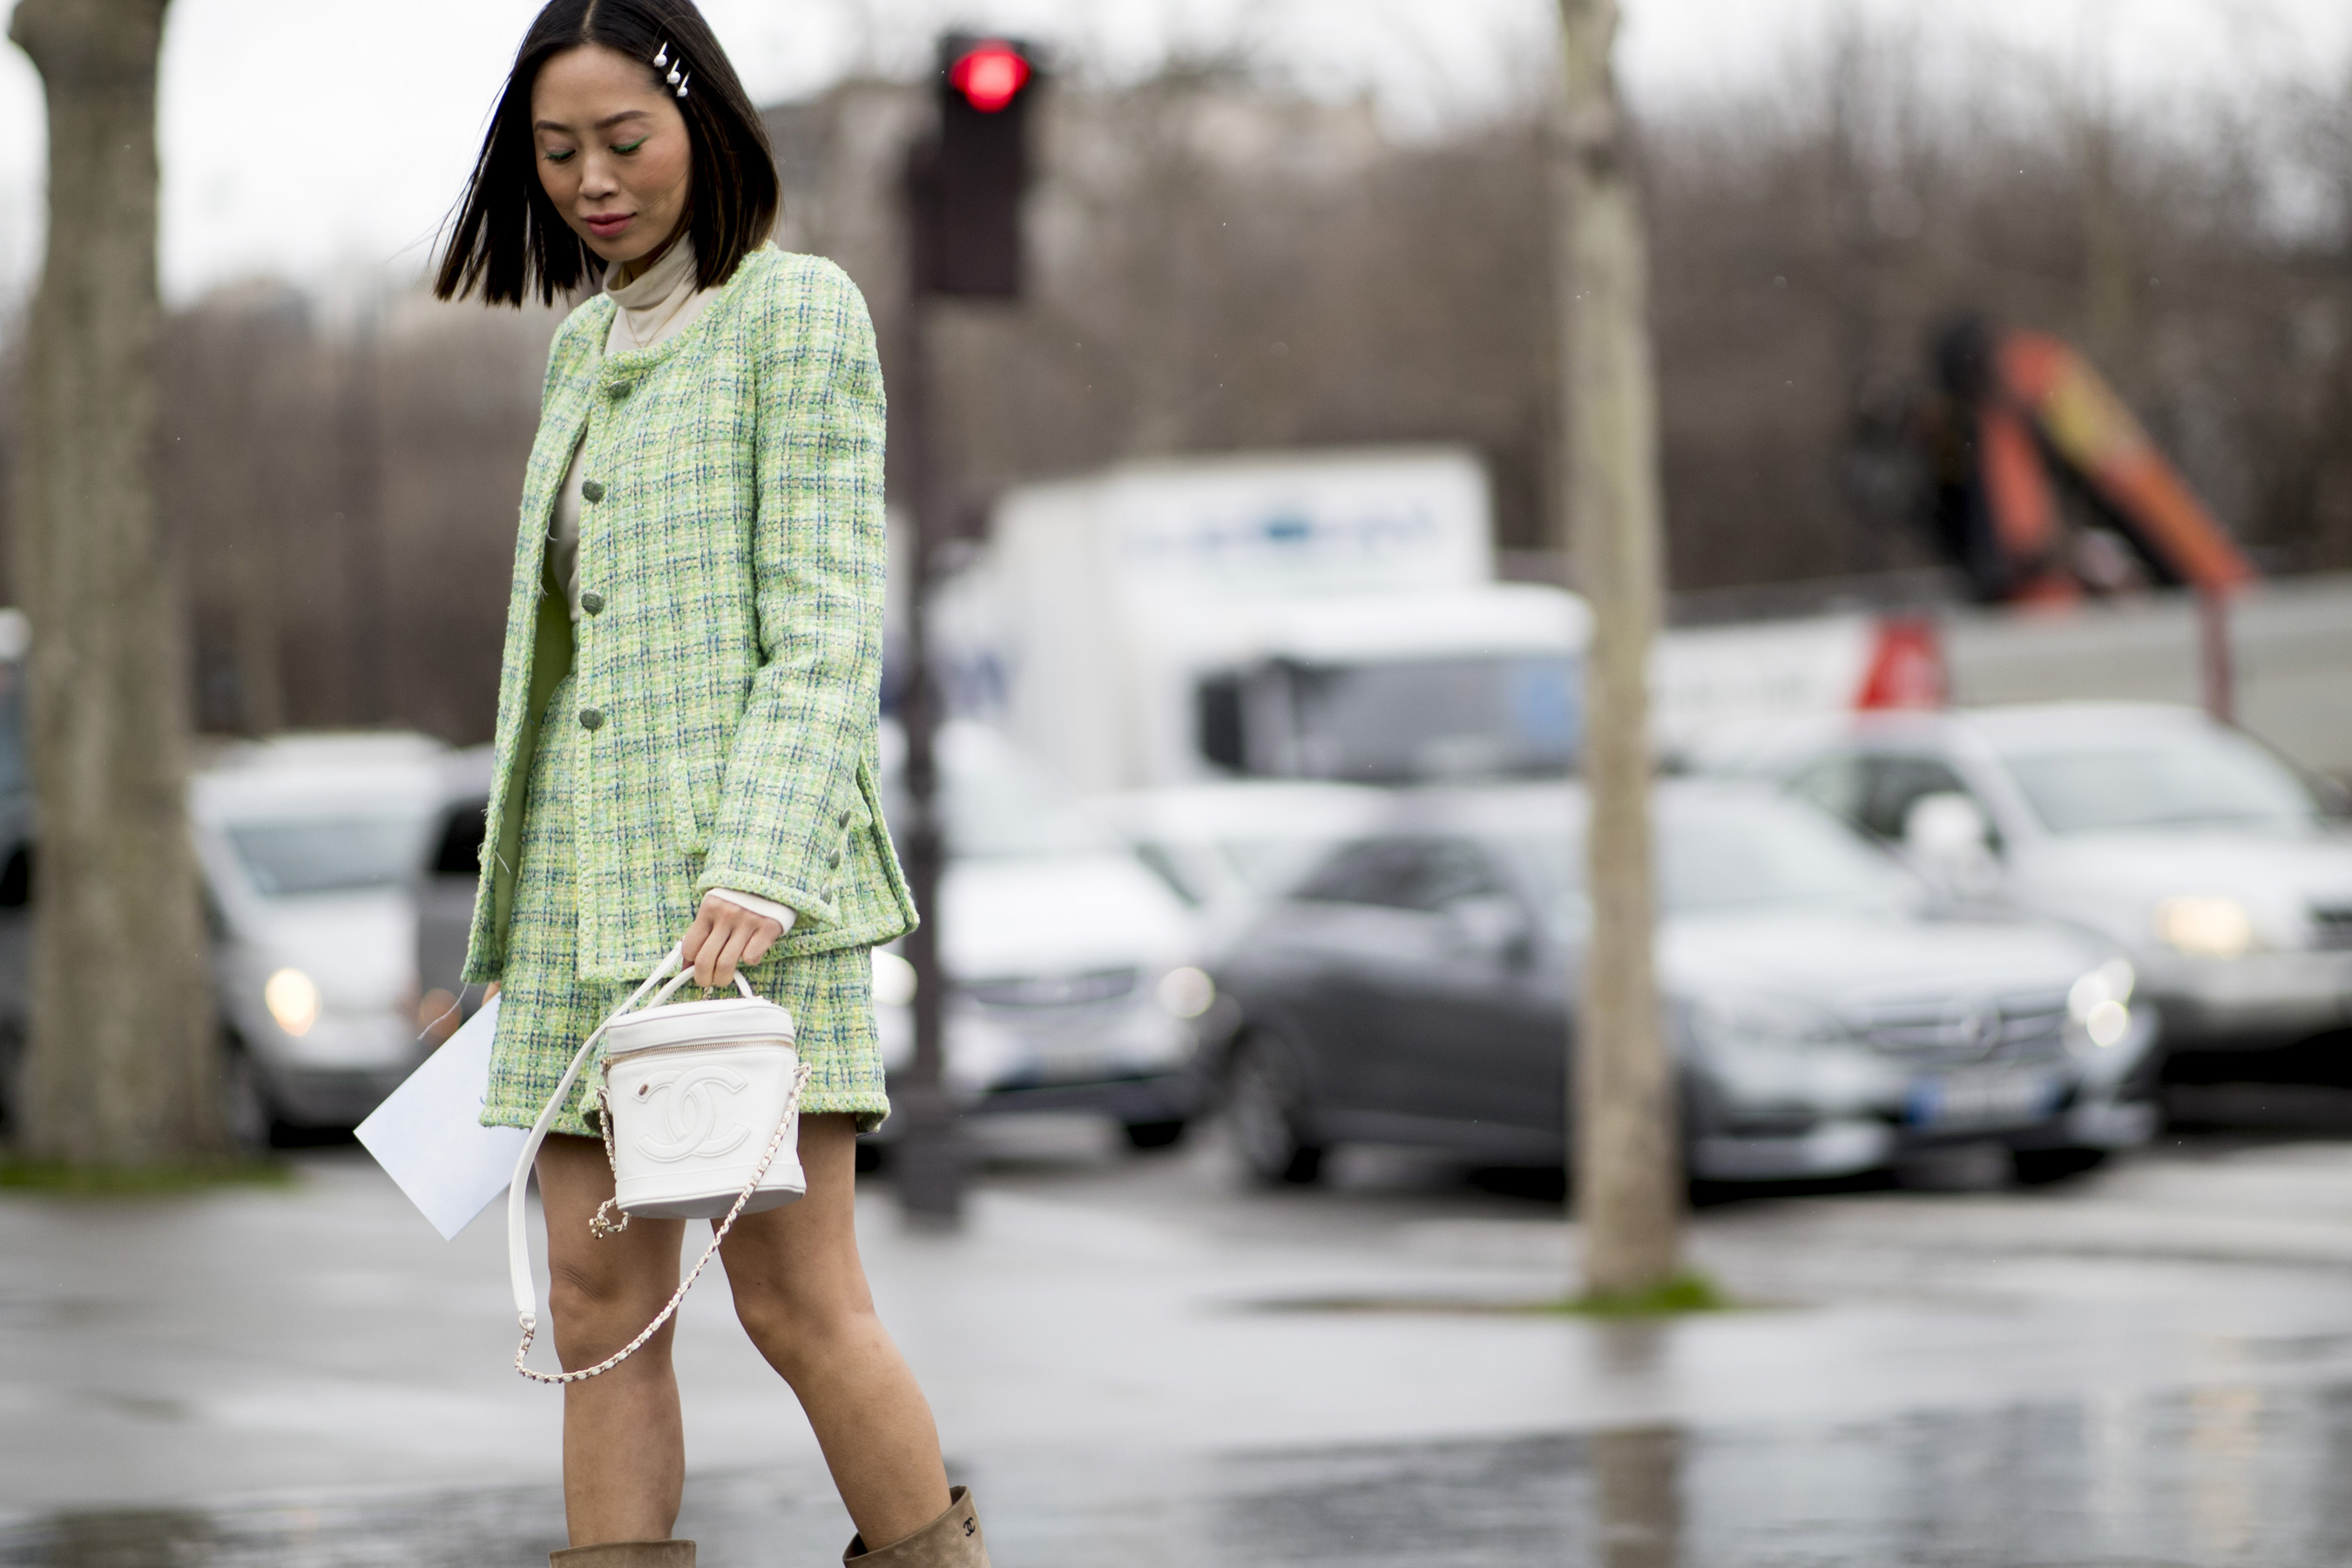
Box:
[414,747,494,1031]
[1210,781,2157,1186]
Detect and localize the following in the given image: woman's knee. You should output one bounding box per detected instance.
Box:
[731,1275,878,1375]
[545,1236,683,1355]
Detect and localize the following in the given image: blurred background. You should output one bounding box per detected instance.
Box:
[0,0,2338,740]
[8,2,2352,1565]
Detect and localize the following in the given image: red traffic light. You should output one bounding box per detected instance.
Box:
[950,43,1031,113]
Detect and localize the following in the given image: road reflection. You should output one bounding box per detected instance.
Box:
[1591,1427,1680,1568]
[13,1375,2352,1565]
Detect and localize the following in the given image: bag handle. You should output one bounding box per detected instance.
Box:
[638,963,758,1011]
[503,944,806,1386]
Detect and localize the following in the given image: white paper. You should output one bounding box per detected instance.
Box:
[355,997,528,1240]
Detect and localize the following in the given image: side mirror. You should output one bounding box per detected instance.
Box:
[1903,792,1997,886]
[1442,893,1534,967]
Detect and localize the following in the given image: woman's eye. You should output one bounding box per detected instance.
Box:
[543,147,575,166]
[614,137,648,154]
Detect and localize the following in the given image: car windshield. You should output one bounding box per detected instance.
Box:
[1222,836,1351,896]
[1289,655,1578,782]
[1998,728,2322,835]
[1520,795,1916,919]
[884,735,1111,859]
[1659,801,1920,912]
[226,814,430,898]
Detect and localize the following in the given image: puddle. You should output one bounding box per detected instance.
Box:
[13,1382,2352,1565]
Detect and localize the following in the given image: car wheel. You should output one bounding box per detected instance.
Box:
[220,1040,274,1155]
[2012,1146,2106,1186]
[1227,1034,1323,1186]
[1121,1118,1187,1152]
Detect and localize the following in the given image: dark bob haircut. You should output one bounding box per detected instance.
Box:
[435,0,779,308]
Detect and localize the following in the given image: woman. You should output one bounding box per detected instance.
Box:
[435,5,980,1564]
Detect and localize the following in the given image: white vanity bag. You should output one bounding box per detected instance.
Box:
[506,943,811,1384]
[598,966,808,1220]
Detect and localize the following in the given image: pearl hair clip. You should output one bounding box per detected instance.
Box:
[652,41,689,98]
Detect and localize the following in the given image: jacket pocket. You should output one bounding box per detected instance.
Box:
[666,754,712,856]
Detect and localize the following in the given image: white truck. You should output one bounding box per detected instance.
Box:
[934,447,1594,794]
[933,446,1949,794]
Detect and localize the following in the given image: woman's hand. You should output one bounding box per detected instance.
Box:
[682,893,787,990]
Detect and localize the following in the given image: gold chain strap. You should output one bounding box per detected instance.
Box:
[513,1059,812,1386]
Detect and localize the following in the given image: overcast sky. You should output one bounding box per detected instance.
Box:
[0,0,2341,303]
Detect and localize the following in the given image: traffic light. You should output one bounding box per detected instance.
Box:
[908,34,1040,300]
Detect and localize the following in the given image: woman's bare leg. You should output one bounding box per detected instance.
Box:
[537,1133,689,1545]
[720,1113,953,1548]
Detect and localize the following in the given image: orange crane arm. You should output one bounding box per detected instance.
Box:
[1996,331,2257,590]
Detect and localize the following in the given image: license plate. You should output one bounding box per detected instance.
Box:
[1908,1067,2057,1129]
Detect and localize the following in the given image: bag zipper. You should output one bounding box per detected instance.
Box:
[605,1036,796,1064]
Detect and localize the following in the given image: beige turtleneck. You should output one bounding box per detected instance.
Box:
[550,237,794,935]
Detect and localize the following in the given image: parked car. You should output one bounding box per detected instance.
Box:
[191,733,450,1143]
[0,624,33,1133]
[1210,781,2158,1186]
[411,724,1210,1149]
[1092,780,1391,947]
[875,720,1211,1149]
[413,746,494,1035]
[1691,702,2352,1058]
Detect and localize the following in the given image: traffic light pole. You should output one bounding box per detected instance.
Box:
[890,32,1040,1230]
[891,283,964,1227]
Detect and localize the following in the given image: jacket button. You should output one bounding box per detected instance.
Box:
[580,591,605,615]
[605,381,634,401]
[578,707,604,731]
[837,809,852,828]
[828,849,842,868]
[580,479,605,504]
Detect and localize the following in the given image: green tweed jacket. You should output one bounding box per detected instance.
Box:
[462,248,917,984]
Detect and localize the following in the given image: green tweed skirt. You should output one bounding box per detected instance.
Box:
[482,675,892,1139]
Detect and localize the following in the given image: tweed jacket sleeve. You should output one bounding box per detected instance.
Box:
[692,261,893,923]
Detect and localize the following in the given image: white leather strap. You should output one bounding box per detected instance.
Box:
[505,944,686,1327]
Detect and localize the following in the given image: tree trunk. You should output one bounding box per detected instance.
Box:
[10,0,221,1166]
[1554,0,1680,1298]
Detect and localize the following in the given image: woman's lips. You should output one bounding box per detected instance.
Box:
[585,213,632,239]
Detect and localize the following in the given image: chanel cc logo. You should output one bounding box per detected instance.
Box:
[632,1066,755,1164]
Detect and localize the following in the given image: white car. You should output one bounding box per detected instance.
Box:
[875,722,1210,1148]
[1694,702,2352,1056]
[1091,780,1392,950]
[191,734,448,1141]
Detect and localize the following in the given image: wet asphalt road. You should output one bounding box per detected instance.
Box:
[14,1088,2352,1566]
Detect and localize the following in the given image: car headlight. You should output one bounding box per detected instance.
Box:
[871,950,917,1009]
[2067,959,2135,1049]
[2153,896,2257,958]
[1156,966,1216,1019]
[264,968,321,1037]
[1688,991,1847,1051]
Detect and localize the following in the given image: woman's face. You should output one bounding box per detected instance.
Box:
[531,44,693,271]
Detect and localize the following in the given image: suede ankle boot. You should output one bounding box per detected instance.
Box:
[842,1486,987,1565]
[550,1541,695,1567]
